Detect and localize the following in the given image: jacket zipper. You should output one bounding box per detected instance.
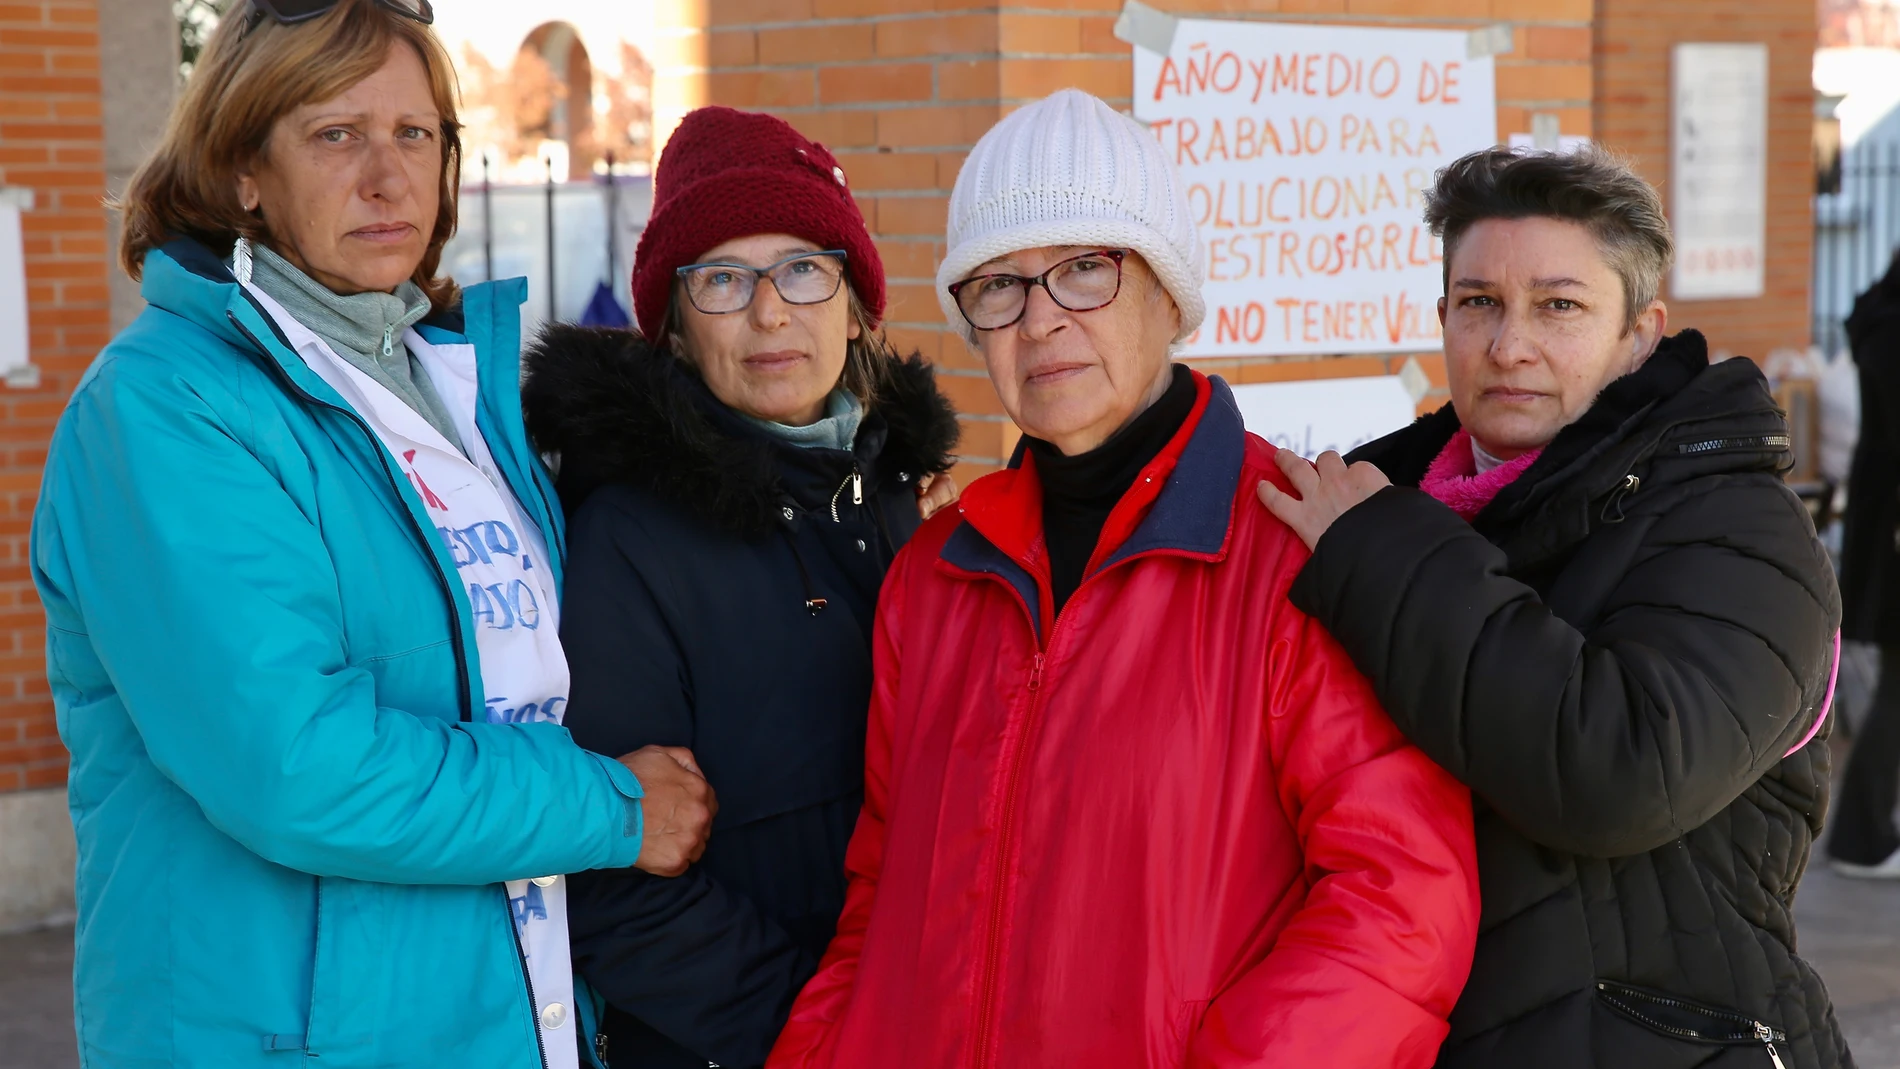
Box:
[829,467,862,523]
[227,311,475,721]
[1755,1023,1789,1069]
[962,541,1193,1067]
[1601,428,1788,525]
[1601,473,1641,523]
[1596,982,1786,1068]
[239,301,547,1069]
[506,892,553,1069]
[972,647,1049,1068]
[381,323,397,360]
[1674,433,1790,455]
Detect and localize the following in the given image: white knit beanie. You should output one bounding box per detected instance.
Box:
[937,88,1206,341]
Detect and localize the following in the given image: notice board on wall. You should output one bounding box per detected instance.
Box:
[1131,20,1497,357]
[1670,43,1768,301]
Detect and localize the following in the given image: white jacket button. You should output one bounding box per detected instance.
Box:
[540,1002,567,1029]
[531,875,558,887]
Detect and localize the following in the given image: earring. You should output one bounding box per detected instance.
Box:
[232,235,254,284]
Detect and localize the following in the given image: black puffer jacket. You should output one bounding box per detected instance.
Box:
[1290,331,1850,1069]
[1841,257,1900,645]
[521,325,958,1069]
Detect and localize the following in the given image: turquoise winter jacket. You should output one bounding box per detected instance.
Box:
[30,239,643,1069]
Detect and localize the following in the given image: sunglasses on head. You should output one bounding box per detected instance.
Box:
[247,0,433,30]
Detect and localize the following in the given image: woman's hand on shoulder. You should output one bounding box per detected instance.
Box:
[917,472,960,520]
[1257,447,1389,551]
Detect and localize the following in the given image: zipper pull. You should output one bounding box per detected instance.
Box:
[1601,473,1640,523]
[1753,1023,1787,1069]
[852,469,863,505]
[381,324,396,360]
[1029,653,1044,691]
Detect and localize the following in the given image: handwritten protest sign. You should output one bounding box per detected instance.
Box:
[1132,22,1497,356]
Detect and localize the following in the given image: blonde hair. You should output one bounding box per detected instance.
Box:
[117,0,464,310]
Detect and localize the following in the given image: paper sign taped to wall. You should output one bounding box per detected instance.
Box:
[0,188,31,386]
[1230,376,1418,459]
[1133,21,1497,357]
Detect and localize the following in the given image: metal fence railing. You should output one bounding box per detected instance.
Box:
[1814,141,1900,358]
[440,159,652,339]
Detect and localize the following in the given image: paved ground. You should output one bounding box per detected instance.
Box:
[1797,857,1900,1067]
[0,924,75,1069]
[1,743,1895,1068]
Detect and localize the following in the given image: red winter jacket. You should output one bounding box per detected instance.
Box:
[768,372,1479,1069]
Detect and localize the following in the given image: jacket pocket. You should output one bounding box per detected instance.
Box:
[1594,980,1789,1069]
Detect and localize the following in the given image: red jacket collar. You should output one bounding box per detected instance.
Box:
[940,370,1246,633]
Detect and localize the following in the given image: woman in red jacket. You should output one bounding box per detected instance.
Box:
[767,88,1480,1069]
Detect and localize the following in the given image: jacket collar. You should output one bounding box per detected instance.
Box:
[140,238,561,580]
[940,370,1244,637]
[1350,330,1788,567]
[519,323,961,533]
[144,238,474,345]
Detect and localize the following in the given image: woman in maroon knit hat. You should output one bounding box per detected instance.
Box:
[518,106,961,1068]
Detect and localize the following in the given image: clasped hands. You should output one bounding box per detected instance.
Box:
[606,474,957,879]
[618,746,718,877]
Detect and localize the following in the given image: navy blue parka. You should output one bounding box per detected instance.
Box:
[521,324,958,1068]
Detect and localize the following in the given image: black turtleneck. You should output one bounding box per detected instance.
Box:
[1027,363,1197,617]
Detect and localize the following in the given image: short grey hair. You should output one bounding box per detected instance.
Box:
[1424,145,1674,333]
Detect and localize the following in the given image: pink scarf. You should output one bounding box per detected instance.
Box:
[1420,429,1542,520]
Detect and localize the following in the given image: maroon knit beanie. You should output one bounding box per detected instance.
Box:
[630,106,885,343]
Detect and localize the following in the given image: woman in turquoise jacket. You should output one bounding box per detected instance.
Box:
[28,3,713,1067]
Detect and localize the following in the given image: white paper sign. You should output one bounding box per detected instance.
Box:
[1231,376,1417,459]
[1670,43,1767,300]
[1133,22,1496,357]
[0,189,29,384]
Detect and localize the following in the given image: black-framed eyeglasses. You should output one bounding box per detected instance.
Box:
[246,0,433,33]
[947,249,1127,331]
[675,250,849,316]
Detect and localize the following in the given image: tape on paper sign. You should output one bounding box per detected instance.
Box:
[1466,23,1513,59]
[1114,0,1179,56]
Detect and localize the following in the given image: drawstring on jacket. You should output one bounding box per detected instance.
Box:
[777,513,829,615]
[781,476,896,615]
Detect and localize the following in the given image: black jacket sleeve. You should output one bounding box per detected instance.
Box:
[1289,480,1837,859]
[560,488,815,1067]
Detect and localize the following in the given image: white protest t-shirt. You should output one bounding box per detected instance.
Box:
[246,285,582,1069]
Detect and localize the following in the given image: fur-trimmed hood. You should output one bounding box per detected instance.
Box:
[521,324,959,534]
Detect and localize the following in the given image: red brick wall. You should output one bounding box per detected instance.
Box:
[651,0,1600,482]
[650,0,1012,479]
[0,0,107,793]
[653,0,1816,481]
[1594,0,1815,362]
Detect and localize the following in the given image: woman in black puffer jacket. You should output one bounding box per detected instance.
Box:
[1831,253,1900,876]
[1263,147,1849,1069]
[521,106,959,1069]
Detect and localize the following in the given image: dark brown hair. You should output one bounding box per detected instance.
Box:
[1424,145,1674,333]
[116,0,464,310]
